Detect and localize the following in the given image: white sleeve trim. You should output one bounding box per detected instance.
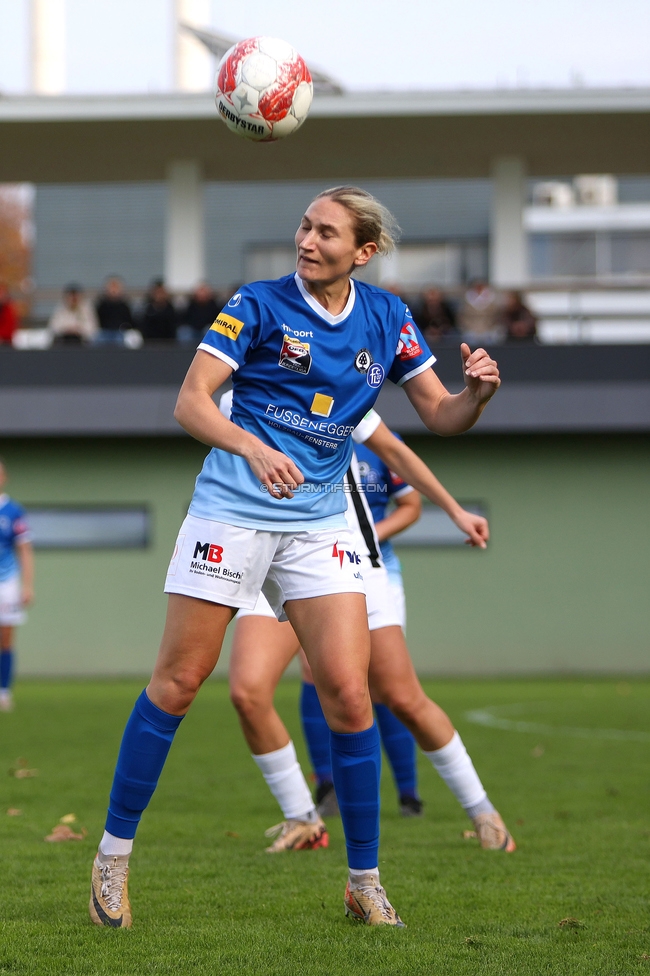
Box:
[352,407,382,444]
[392,484,415,500]
[395,355,436,387]
[198,343,239,372]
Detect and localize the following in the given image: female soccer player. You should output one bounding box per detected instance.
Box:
[0,459,34,712]
[89,185,500,929]
[229,412,515,855]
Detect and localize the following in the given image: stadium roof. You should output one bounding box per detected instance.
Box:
[1,87,649,182]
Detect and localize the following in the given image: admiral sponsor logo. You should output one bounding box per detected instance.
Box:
[397,321,423,361]
[331,541,361,567]
[210,312,244,341]
[282,323,314,338]
[366,363,385,388]
[310,392,334,417]
[264,403,354,438]
[279,334,312,374]
[354,348,373,373]
[228,293,242,308]
[189,540,242,582]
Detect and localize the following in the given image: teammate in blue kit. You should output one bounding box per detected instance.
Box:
[0,459,34,712]
[89,185,500,929]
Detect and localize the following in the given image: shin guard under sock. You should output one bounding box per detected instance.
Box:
[300,681,333,785]
[105,689,184,839]
[330,723,381,870]
[374,703,419,799]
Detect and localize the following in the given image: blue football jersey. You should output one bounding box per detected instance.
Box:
[0,495,30,582]
[190,273,435,530]
[355,438,414,574]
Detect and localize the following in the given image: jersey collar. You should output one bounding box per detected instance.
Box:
[294,273,356,325]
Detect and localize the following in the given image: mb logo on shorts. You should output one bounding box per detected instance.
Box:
[193,541,223,563]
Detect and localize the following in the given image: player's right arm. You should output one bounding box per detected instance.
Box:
[174,351,304,499]
[364,420,489,548]
[16,539,34,606]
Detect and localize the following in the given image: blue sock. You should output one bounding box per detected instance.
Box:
[330,723,381,870]
[0,649,13,690]
[105,689,184,839]
[300,681,333,785]
[374,703,419,799]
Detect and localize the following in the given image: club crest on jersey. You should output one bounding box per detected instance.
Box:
[397,321,423,361]
[354,348,374,373]
[279,334,312,374]
[366,363,385,388]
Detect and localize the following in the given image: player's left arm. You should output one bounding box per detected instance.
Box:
[365,421,489,548]
[374,489,421,543]
[404,343,500,436]
[16,539,34,606]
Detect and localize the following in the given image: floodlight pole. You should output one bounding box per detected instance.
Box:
[165,160,205,293]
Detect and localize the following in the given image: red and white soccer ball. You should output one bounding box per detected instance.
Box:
[214,36,313,142]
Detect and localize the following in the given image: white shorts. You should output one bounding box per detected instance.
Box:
[364,562,404,631]
[237,591,277,619]
[236,558,404,631]
[164,514,365,621]
[0,575,26,626]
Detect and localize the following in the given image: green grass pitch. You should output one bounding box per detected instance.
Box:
[1,677,649,975]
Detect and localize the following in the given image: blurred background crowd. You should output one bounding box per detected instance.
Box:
[0,275,537,349]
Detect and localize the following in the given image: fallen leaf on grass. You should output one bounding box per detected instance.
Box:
[225,831,240,839]
[9,758,38,778]
[516,819,525,826]
[464,937,482,948]
[45,814,87,842]
[558,917,585,929]
[639,953,650,960]
[7,808,22,816]
[462,830,477,840]
[45,823,87,842]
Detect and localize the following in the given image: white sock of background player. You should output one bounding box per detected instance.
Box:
[423,731,496,819]
[253,740,319,822]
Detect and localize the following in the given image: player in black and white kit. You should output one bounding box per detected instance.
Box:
[228,404,515,854]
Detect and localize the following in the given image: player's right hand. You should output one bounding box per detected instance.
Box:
[453,509,489,549]
[244,444,305,499]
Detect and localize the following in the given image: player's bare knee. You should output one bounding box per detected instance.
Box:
[229,682,269,720]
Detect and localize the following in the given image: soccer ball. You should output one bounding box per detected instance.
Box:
[215,36,313,142]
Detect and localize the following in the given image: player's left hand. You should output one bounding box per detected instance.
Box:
[22,585,34,606]
[452,509,489,549]
[461,343,500,402]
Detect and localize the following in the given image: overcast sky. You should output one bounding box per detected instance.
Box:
[0,0,649,94]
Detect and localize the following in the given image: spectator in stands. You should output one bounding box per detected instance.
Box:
[138,278,177,343]
[502,291,537,342]
[47,283,98,345]
[412,287,457,344]
[177,282,220,344]
[0,283,18,346]
[458,280,504,344]
[95,276,134,344]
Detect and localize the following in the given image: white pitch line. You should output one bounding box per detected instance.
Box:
[465,706,650,743]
